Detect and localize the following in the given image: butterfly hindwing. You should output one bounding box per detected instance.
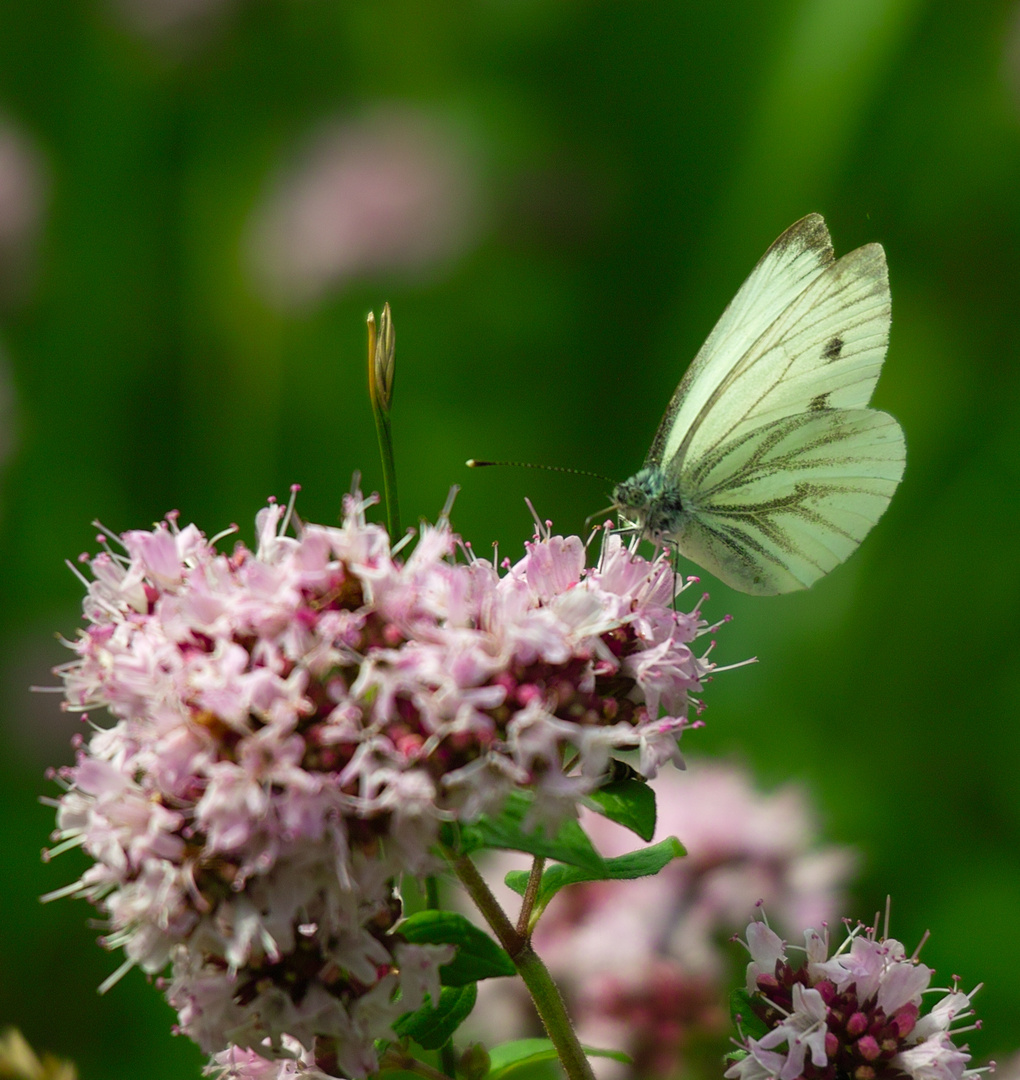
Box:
[669,407,905,594]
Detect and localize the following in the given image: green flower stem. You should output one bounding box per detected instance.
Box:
[367,306,400,540]
[426,875,441,911]
[422,872,457,1078]
[439,1040,457,1079]
[448,850,520,949]
[516,856,546,937]
[513,947,595,1080]
[449,852,596,1080]
[373,404,399,541]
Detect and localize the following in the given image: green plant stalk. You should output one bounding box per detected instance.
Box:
[421,872,457,1077]
[449,852,596,1080]
[367,307,400,539]
[426,875,441,911]
[516,855,546,937]
[438,1039,457,1078]
[373,405,400,540]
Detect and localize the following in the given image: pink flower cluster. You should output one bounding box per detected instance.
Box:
[729,917,982,1080]
[45,489,719,1077]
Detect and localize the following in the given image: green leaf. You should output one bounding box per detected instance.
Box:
[504,836,685,913]
[456,790,606,873]
[585,777,657,842]
[394,984,478,1050]
[487,1039,631,1080]
[729,988,769,1040]
[399,910,515,984]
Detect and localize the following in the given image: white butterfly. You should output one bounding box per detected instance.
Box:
[613,213,905,595]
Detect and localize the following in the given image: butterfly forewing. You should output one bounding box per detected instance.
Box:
[675,408,905,594]
[649,213,835,468]
[677,244,890,469]
[653,218,891,475]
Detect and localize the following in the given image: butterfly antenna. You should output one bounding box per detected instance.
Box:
[466,459,614,486]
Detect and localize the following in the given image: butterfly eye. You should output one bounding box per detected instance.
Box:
[612,481,647,511]
[645,491,686,539]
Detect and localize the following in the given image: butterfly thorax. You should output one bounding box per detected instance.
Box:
[612,465,686,542]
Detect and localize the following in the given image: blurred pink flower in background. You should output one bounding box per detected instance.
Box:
[246,106,484,307]
[0,124,25,486]
[0,122,36,759]
[107,0,239,46]
[466,759,857,1080]
[993,1050,1020,1079]
[0,120,45,306]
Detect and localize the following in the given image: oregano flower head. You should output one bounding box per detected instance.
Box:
[44,487,723,1077]
[728,914,983,1080]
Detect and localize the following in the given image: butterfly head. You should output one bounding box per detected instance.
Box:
[612,465,686,543]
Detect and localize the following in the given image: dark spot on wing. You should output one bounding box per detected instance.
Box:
[823,336,843,361]
[809,393,830,411]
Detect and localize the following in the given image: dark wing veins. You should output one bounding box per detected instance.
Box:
[684,410,826,490]
[675,277,875,463]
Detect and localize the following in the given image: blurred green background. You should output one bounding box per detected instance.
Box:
[1,0,1018,1076]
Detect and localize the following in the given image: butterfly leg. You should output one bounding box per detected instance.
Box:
[668,543,681,613]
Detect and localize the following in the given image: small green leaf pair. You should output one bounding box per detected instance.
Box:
[449,775,658,872]
[502,835,685,925]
